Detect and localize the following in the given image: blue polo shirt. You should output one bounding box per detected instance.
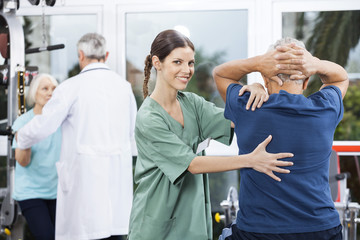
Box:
[12,109,61,201]
[225,84,342,233]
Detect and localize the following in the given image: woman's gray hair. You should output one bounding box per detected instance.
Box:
[27,73,58,107]
[268,37,306,84]
[77,33,107,60]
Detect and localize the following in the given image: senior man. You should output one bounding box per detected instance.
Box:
[214,37,348,240]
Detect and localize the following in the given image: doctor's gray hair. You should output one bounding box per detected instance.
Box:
[268,37,306,84]
[27,73,58,107]
[77,33,107,61]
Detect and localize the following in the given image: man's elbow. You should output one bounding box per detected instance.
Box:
[212,67,221,86]
[212,68,227,101]
[341,78,349,99]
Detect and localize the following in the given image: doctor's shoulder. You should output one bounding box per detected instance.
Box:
[54,75,84,95]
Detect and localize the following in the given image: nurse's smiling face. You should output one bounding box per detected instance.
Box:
[155,46,195,91]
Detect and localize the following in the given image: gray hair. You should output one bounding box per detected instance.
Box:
[77,33,107,60]
[268,37,306,84]
[27,73,58,107]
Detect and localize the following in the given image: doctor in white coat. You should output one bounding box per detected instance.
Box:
[16,33,137,240]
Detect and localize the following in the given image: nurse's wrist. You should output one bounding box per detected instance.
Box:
[237,154,252,169]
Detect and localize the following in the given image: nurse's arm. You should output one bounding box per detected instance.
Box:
[15,148,31,167]
[188,135,294,182]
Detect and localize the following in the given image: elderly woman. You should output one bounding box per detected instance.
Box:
[12,73,61,240]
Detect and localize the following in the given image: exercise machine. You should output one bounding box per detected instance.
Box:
[214,186,238,227]
[331,146,360,240]
[0,0,63,238]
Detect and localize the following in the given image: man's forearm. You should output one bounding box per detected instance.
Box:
[315,59,349,98]
[213,56,261,101]
[214,56,261,82]
[316,59,348,84]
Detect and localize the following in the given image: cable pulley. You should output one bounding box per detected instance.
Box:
[24,0,64,54]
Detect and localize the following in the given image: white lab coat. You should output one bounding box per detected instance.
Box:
[17,63,137,240]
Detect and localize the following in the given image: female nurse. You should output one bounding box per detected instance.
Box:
[12,73,61,240]
[128,29,294,240]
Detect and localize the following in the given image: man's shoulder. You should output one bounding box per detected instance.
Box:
[96,68,132,88]
[59,74,80,87]
[308,85,342,103]
[265,86,342,111]
[61,68,127,85]
[227,83,242,92]
[226,83,246,100]
[318,85,342,96]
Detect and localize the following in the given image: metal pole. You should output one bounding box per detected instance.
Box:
[0,3,25,239]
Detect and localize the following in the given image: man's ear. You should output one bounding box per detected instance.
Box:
[152,55,161,71]
[104,51,109,62]
[302,77,310,90]
[78,50,85,61]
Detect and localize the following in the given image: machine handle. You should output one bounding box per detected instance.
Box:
[336,172,351,181]
[0,129,14,136]
[25,44,65,54]
[214,212,224,223]
[1,227,11,236]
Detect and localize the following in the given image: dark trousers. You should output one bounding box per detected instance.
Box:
[18,198,56,240]
[223,223,342,240]
[99,236,124,240]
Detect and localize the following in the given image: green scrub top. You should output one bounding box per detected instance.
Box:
[129,91,232,240]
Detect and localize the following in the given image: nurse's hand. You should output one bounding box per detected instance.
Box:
[239,83,269,111]
[248,135,294,182]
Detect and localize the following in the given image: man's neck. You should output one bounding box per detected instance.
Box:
[269,81,303,95]
[80,58,105,70]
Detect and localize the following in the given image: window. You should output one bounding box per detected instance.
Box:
[282,10,360,141]
[22,14,97,82]
[282,10,360,81]
[125,10,248,108]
